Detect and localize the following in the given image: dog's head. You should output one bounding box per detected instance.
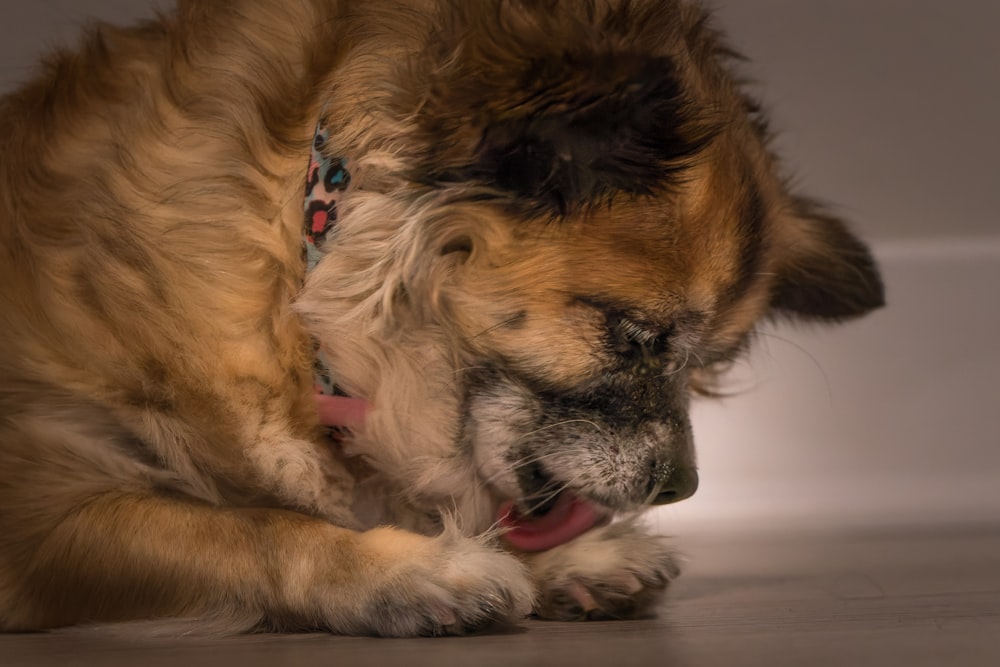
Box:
[297,0,883,545]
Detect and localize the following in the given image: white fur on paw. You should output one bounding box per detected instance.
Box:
[527,520,680,621]
[347,528,535,637]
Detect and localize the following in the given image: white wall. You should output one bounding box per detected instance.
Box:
[2,1,996,529]
[668,0,1000,529]
[665,244,1000,529]
[0,1,161,91]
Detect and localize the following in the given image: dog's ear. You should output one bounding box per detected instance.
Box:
[469,56,714,215]
[405,0,718,215]
[769,198,885,321]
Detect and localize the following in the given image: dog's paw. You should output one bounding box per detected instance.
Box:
[335,527,535,636]
[526,521,681,621]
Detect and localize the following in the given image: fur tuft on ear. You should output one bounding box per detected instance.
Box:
[770,198,885,322]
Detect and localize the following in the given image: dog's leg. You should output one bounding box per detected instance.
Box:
[524,521,681,621]
[243,424,358,527]
[0,412,533,636]
[0,489,533,636]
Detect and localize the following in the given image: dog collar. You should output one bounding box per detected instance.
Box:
[303,125,351,397]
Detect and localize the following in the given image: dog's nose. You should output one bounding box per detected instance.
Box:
[650,467,699,506]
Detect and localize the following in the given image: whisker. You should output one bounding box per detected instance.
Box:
[466,313,529,344]
[476,449,571,488]
[519,418,605,439]
[472,417,603,476]
[519,466,594,517]
[754,329,833,403]
[452,365,491,376]
[474,419,607,488]
[665,348,691,376]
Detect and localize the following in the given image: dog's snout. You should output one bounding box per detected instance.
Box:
[650,467,699,506]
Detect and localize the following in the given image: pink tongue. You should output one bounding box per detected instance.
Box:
[498,492,600,552]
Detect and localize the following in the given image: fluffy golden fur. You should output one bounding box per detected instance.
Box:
[0,0,882,635]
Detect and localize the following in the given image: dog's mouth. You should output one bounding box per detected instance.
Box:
[494,462,612,552]
[497,490,608,552]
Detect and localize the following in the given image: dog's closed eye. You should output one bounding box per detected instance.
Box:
[611,317,670,359]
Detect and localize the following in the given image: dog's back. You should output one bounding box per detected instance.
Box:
[0,1,398,631]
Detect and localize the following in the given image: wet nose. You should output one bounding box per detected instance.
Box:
[650,467,699,506]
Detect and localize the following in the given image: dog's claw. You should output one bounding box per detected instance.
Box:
[622,573,644,595]
[567,581,599,614]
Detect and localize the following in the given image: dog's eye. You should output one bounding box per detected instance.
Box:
[611,317,670,360]
[618,319,660,346]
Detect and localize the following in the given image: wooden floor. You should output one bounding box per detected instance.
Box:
[4,523,998,667]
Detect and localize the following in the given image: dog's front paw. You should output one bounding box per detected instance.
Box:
[527,521,680,621]
[342,527,535,636]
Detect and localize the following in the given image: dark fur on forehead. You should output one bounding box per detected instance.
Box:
[397,0,720,215]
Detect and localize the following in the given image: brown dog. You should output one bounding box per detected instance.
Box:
[0,0,882,635]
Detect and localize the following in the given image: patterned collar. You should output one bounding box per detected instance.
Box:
[303,125,351,397]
